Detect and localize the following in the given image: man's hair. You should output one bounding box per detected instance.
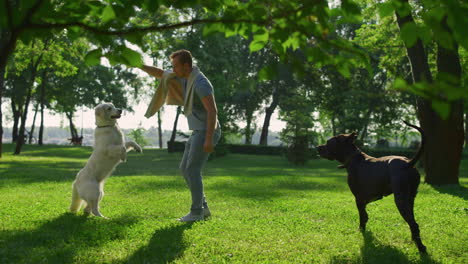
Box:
[170,49,192,67]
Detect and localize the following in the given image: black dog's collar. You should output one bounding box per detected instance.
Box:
[342,149,362,168]
[97,125,114,128]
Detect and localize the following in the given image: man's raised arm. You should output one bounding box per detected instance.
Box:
[140,65,164,79]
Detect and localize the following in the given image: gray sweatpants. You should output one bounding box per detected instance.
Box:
[179,128,221,215]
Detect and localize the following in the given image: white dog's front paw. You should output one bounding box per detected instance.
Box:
[120,146,127,162]
[135,144,143,153]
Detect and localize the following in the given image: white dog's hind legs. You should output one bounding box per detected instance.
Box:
[88,199,107,218]
[70,182,83,213]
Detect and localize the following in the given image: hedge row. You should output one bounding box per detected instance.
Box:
[167,141,468,158]
[167,141,287,156]
[167,141,426,159]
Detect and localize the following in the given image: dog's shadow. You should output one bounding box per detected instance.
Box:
[331,231,439,264]
[123,222,193,264]
[0,213,138,263]
[364,231,438,264]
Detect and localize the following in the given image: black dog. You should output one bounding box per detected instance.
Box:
[317,121,426,253]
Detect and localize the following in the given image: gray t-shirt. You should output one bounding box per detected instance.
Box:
[177,74,218,130]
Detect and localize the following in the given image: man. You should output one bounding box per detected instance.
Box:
[139,49,221,222]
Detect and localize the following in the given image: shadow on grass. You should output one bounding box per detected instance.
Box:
[331,231,439,264]
[2,143,93,159]
[0,160,81,187]
[209,174,348,200]
[431,184,467,201]
[123,223,193,264]
[0,213,138,264]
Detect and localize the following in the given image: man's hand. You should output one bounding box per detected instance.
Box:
[203,140,215,153]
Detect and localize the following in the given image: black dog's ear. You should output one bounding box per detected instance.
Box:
[346,132,358,142]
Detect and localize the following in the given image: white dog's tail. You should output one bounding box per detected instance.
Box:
[70,182,83,212]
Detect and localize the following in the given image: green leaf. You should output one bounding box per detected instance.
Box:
[431,100,450,119]
[426,6,446,23]
[392,78,407,90]
[101,5,116,23]
[434,30,454,49]
[203,23,225,36]
[341,0,360,15]
[400,22,418,47]
[0,3,7,28]
[105,55,117,66]
[378,2,395,18]
[336,62,351,78]
[84,48,103,66]
[249,40,267,52]
[146,0,161,13]
[121,47,143,67]
[258,65,276,81]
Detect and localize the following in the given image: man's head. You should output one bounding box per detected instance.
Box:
[317,133,358,163]
[94,103,122,127]
[170,49,193,78]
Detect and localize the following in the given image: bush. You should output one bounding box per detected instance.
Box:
[167,141,185,153]
[285,135,312,165]
[226,144,285,155]
[128,128,149,147]
[362,147,417,159]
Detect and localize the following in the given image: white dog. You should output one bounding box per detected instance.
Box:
[70,103,142,217]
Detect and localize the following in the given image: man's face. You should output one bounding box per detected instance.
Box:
[171,56,189,78]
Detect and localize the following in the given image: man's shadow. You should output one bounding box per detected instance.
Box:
[123,223,193,264]
[0,213,138,264]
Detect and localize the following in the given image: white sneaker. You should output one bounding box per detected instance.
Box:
[178,212,204,222]
[204,208,211,218]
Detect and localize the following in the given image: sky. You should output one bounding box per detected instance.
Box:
[2,48,286,132]
[1,101,286,132]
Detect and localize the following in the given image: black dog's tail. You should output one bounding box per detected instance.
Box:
[404,121,425,167]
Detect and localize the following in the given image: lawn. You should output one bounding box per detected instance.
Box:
[0,143,466,264]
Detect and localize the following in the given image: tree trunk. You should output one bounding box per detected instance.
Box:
[259,90,279,145]
[39,104,44,145]
[14,79,35,155]
[168,106,181,152]
[38,73,46,145]
[359,109,372,142]
[465,112,468,149]
[244,111,253,145]
[66,111,78,139]
[331,114,336,136]
[170,106,181,143]
[395,3,463,184]
[11,101,21,143]
[0,62,5,158]
[29,102,39,144]
[157,111,163,149]
[425,16,464,185]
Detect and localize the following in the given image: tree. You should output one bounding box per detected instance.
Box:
[388,0,465,184]
[1,0,464,185]
[0,0,361,156]
[279,85,316,165]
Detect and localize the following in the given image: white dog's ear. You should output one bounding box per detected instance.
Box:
[95,106,104,118]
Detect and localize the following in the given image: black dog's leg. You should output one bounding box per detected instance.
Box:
[394,194,427,253]
[356,199,368,231]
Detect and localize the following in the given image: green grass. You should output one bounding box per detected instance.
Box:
[0,143,467,264]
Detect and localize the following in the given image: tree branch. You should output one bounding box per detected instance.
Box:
[27,18,268,36]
